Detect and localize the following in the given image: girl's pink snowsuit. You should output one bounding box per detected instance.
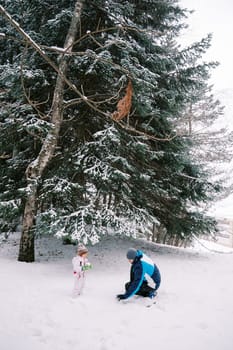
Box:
[72,255,89,297]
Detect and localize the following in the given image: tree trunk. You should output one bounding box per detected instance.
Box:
[18,184,37,262]
[188,104,192,136]
[18,0,84,262]
[152,223,165,244]
[151,223,157,242]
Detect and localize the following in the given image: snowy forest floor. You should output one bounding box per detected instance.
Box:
[0,233,233,350]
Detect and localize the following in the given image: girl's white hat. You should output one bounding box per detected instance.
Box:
[77,243,88,255]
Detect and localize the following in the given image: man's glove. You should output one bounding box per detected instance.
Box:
[116,294,126,301]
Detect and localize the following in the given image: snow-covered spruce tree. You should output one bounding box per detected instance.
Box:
[0,0,220,261]
[58,0,220,245]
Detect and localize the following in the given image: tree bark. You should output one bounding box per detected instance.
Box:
[18,0,84,262]
[188,103,193,136]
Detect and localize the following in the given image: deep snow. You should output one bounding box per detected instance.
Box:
[0,233,233,350]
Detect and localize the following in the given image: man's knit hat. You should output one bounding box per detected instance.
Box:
[77,243,88,255]
[126,248,137,260]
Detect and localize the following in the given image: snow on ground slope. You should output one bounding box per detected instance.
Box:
[0,233,233,350]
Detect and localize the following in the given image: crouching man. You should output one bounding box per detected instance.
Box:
[117,248,161,301]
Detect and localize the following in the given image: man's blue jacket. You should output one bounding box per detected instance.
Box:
[124,250,161,299]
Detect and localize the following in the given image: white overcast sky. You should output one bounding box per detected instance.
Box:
[179,0,233,91]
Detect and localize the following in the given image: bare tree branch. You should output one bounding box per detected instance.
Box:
[118,121,178,142]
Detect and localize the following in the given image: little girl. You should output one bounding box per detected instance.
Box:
[72,243,92,297]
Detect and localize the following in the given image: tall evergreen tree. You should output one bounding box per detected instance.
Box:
[0,0,220,261]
